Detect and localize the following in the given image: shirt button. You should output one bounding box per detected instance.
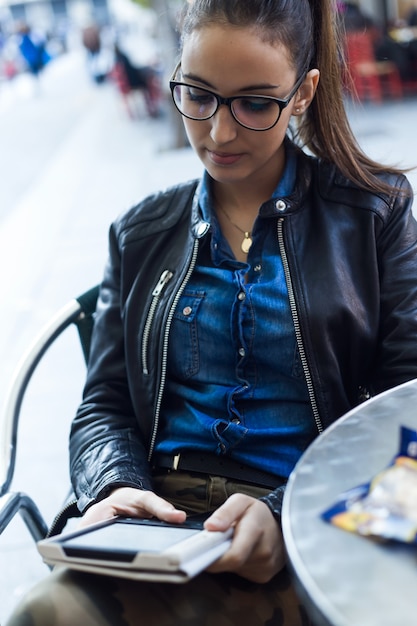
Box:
[275,199,286,211]
[238,347,245,357]
[183,306,192,316]
[238,291,246,301]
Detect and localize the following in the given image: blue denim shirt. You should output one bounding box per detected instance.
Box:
[156,150,316,479]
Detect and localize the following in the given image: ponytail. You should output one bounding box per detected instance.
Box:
[297,0,411,195]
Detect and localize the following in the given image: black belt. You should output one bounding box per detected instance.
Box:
[152,452,283,490]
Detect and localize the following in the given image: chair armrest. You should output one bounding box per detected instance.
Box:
[0,491,48,543]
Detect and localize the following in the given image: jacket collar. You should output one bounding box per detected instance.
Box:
[191,179,211,239]
[191,138,316,231]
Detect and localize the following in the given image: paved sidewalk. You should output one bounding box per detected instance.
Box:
[346,97,417,194]
[0,50,202,624]
[0,47,416,622]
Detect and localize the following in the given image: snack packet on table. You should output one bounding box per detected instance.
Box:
[322,426,417,543]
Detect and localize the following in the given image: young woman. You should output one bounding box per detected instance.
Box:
[7,0,417,624]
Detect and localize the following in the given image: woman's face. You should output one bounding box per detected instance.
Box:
[180,24,305,192]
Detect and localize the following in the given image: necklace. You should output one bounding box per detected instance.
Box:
[216,203,253,253]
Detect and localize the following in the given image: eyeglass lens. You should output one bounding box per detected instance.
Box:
[172,84,282,130]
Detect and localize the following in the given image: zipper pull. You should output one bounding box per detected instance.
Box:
[152,270,173,297]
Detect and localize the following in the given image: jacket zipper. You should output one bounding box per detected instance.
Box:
[141,269,174,375]
[277,218,323,434]
[47,497,80,538]
[147,239,200,460]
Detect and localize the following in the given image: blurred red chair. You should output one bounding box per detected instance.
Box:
[111,61,162,119]
[344,31,403,102]
[111,61,140,119]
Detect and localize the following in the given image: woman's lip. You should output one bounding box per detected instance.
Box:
[208,150,243,165]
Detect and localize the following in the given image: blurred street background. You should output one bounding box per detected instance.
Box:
[0,0,416,622]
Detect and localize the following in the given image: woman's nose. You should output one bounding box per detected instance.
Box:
[209,104,238,144]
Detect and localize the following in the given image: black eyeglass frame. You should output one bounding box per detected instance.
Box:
[169,63,308,131]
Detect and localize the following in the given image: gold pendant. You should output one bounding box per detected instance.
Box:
[241,233,253,254]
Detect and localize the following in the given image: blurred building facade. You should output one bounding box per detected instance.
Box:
[0,0,110,38]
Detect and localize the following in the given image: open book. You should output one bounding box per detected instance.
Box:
[37,515,233,583]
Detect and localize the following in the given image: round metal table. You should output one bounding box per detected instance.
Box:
[282,378,417,626]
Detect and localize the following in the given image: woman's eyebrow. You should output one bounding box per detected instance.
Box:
[182,71,280,92]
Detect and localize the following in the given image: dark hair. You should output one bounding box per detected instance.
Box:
[179,0,411,196]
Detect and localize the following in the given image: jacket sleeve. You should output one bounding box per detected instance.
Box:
[70,222,153,514]
[372,175,417,394]
[259,487,285,524]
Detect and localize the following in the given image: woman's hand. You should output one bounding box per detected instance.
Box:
[204,493,286,583]
[79,487,187,528]
[79,489,284,583]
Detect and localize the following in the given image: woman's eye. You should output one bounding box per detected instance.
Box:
[186,88,214,105]
[240,97,274,113]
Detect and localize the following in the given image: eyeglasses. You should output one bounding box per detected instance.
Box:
[169,63,307,131]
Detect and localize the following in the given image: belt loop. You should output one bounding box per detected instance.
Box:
[173,453,181,470]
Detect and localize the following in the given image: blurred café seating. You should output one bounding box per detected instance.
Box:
[339,0,417,102]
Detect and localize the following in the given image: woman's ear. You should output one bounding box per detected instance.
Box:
[292,69,320,115]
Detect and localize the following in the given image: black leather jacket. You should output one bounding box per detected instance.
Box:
[70,144,417,521]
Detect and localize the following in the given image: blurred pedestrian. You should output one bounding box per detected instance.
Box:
[82,24,112,84]
[338,0,375,31]
[17,23,50,77]
[407,0,417,27]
